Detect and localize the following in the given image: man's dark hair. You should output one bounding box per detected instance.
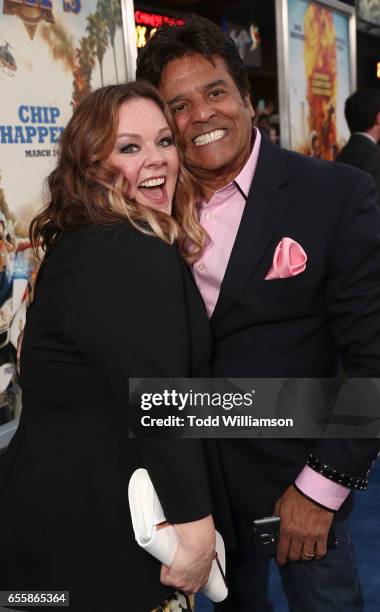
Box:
[136,15,250,100]
[344,89,380,133]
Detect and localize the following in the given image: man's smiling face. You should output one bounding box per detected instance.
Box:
[159,53,254,186]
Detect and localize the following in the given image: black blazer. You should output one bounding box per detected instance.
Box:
[0,224,226,611]
[213,136,380,521]
[336,133,380,206]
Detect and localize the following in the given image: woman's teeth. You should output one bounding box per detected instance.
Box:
[193,129,226,146]
[139,177,165,188]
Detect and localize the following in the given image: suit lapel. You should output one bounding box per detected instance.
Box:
[211,137,292,328]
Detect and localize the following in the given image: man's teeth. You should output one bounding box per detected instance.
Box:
[139,177,165,188]
[193,129,226,146]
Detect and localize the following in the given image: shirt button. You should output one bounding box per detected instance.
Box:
[198,264,206,272]
[206,213,212,220]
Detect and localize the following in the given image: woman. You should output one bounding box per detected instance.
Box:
[0,82,218,611]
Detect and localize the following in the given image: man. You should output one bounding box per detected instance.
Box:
[137,16,380,612]
[336,89,380,205]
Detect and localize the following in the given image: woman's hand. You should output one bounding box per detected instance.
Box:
[160,514,216,594]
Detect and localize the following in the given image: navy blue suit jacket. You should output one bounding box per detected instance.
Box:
[213,135,380,520]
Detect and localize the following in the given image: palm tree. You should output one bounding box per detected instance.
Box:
[72,35,96,107]
[86,12,108,87]
[97,0,122,83]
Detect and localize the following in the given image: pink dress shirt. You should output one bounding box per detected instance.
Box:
[193,129,261,318]
[193,128,350,511]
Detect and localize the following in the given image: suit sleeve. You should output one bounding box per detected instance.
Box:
[65,226,212,524]
[309,172,380,487]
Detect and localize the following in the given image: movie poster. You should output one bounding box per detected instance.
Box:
[285,0,353,159]
[0,0,128,427]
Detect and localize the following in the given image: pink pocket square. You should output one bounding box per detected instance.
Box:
[265,237,307,280]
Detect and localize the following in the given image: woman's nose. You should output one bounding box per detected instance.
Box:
[143,145,167,167]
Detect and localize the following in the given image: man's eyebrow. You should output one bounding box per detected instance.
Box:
[167,79,228,105]
[204,79,228,90]
[115,127,171,140]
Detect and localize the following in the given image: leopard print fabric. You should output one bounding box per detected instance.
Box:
[151,592,195,611]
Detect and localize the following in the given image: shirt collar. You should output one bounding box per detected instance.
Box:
[353,131,377,145]
[233,127,262,199]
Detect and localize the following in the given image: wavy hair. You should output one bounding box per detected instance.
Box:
[136,15,250,100]
[30,81,207,263]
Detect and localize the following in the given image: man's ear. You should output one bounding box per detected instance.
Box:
[375,111,380,127]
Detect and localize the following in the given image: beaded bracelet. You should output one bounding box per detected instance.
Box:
[306,453,368,490]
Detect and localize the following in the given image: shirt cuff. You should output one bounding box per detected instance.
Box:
[295,465,351,511]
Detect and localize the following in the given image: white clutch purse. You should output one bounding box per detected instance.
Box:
[128,468,228,603]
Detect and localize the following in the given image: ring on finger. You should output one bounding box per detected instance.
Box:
[303,552,315,559]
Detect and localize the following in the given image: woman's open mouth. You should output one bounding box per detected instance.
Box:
[138,176,167,202]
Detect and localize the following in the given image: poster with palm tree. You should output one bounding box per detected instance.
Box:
[0,0,134,432]
[98,0,123,84]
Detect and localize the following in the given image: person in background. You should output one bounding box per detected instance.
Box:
[0,81,223,612]
[309,130,321,158]
[137,15,380,612]
[336,89,380,206]
[268,127,278,145]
